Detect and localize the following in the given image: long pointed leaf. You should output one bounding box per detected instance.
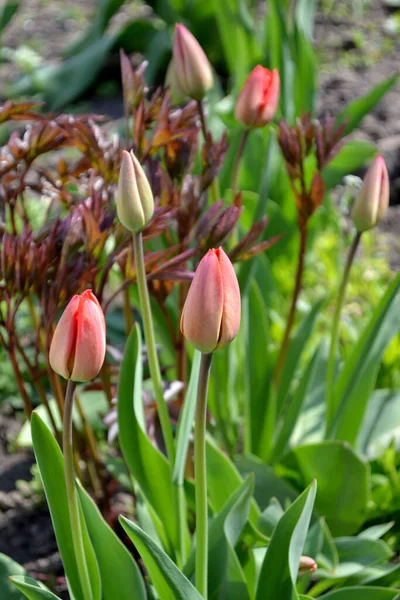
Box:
[10,577,61,600]
[120,517,202,600]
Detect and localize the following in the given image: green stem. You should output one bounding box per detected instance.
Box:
[132,231,175,462]
[231,129,250,201]
[63,380,93,600]
[326,231,362,430]
[274,225,309,388]
[195,352,213,598]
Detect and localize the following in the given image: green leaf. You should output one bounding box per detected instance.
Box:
[255,480,317,600]
[321,587,400,599]
[31,413,101,600]
[10,577,61,600]
[0,1,19,32]
[273,344,325,458]
[357,389,400,457]
[330,273,400,444]
[322,141,377,189]
[277,299,324,415]
[336,74,399,136]
[279,441,369,536]
[120,517,203,600]
[77,482,146,600]
[117,324,177,552]
[243,279,272,457]
[173,350,202,485]
[184,476,254,600]
[206,437,260,528]
[0,553,25,600]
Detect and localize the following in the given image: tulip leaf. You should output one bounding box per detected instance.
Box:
[173,350,202,485]
[31,413,101,600]
[0,553,26,600]
[76,482,146,600]
[255,480,317,600]
[328,272,400,444]
[118,323,178,552]
[321,587,400,599]
[322,140,377,190]
[10,577,61,600]
[206,436,260,528]
[336,73,399,136]
[184,475,254,600]
[279,441,368,536]
[357,389,400,457]
[120,517,203,600]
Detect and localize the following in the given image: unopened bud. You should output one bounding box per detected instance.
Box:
[180,247,241,354]
[173,23,213,100]
[351,155,389,232]
[116,150,154,233]
[235,66,280,128]
[298,556,317,574]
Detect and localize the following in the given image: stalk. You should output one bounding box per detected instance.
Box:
[63,380,93,600]
[132,231,175,462]
[8,345,33,418]
[194,352,213,598]
[274,225,308,387]
[231,129,250,200]
[326,231,362,428]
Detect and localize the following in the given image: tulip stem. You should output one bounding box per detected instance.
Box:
[132,231,175,463]
[231,129,250,200]
[63,380,93,600]
[274,225,308,388]
[195,352,212,599]
[326,231,362,431]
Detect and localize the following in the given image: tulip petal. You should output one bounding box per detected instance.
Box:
[180,250,224,353]
[71,291,106,382]
[215,248,241,349]
[49,295,80,379]
[173,24,213,100]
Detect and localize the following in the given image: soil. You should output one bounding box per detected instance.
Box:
[0,0,399,595]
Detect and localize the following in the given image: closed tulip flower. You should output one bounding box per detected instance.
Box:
[351,155,389,232]
[116,150,154,233]
[173,23,213,100]
[49,290,106,382]
[235,65,280,128]
[181,247,241,354]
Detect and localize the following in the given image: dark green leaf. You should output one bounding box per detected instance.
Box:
[255,480,317,600]
[120,517,202,600]
[0,553,25,600]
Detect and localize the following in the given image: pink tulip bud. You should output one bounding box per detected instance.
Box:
[298,556,317,574]
[49,290,106,382]
[180,248,241,354]
[351,155,389,232]
[116,150,154,233]
[173,23,213,100]
[235,65,280,128]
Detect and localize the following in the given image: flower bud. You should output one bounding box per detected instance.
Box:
[298,556,317,574]
[235,65,280,128]
[351,155,389,232]
[49,290,106,382]
[116,150,154,233]
[172,23,213,100]
[180,247,241,354]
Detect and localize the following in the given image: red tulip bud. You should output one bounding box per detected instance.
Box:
[351,155,389,232]
[298,556,317,574]
[49,290,106,382]
[180,248,241,353]
[235,65,280,128]
[173,23,213,100]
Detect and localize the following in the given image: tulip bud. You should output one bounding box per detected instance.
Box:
[351,155,389,232]
[49,290,106,382]
[172,23,213,100]
[116,150,154,233]
[298,556,317,574]
[180,247,241,354]
[235,65,280,128]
